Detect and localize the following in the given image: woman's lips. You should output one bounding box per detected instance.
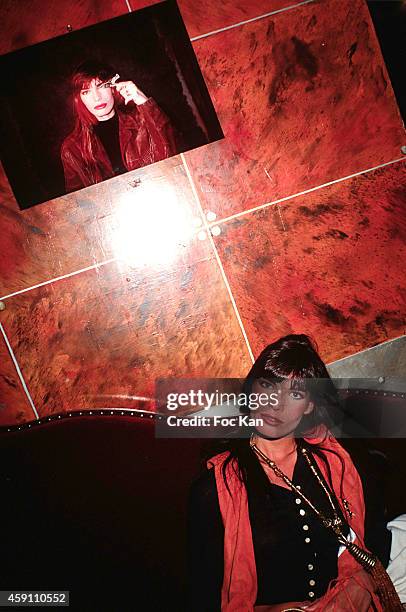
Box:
[94,103,107,110]
[260,413,283,425]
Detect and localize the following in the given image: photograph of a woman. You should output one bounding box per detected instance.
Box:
[0,4,223,209]
[60,60,178,193]
[188,334,403,611]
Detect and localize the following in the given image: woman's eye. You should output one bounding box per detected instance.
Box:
[290,391,304,399]
[99,83,110,88]
[81,90,89,96]
[259,379,274,389]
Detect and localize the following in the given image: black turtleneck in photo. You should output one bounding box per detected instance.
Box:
[93,113,127,175]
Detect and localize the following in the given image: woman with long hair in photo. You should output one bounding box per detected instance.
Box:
[188,334,403,611]
[60,60,178,193]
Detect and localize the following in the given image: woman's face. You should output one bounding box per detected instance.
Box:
[80,78,115,121]
[250,377,314,439]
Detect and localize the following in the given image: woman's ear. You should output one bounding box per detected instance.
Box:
[304,401,314,415]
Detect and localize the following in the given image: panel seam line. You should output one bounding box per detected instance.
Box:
[0,322,39,420]
[201,157,406,228]
[181,153,255,363]
[190,0,316,41]
[0,258,117,301]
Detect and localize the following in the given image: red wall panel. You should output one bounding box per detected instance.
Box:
[185,0,405,218]
[210,162,406,362]
[0,334,35,423]
[0,255,252,416]
[0,0,129,54]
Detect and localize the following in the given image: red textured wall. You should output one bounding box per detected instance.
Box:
[0,0,405,425]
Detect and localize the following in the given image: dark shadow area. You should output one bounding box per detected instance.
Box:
[368,0,406,122]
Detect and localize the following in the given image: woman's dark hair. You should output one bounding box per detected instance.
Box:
[71,60,119,123]
[68,60,122,184]
[208,334,345,497]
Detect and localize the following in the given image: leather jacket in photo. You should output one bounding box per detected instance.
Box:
[60,98,178,193]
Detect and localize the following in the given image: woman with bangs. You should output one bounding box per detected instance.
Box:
[60,60,177,193]
[188,334,402,611]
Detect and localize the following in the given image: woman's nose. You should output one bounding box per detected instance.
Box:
[93,87,102,102]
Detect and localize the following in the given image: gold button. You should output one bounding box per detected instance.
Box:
[295,498,301,504]
[300,509,305,516]
[303,524,309,530]
[309,591,315,598]
[309,580,316,586]
[308,564,314,570]
[305,537,311,543]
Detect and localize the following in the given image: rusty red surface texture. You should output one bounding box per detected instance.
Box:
[0,337,35,423]
[0,157,207,297]
[0,0,129,55]
[0,0,296,53]
[211,162,406,363]
[131,0,297,38]
[185,0,405,219]
[0,258,252,416]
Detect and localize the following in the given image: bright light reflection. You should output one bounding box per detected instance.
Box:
[112,181,194,268]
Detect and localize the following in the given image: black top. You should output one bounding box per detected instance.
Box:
[188,447,349,611]
[93,113,126,175]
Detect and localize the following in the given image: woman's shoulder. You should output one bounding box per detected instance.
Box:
[307,428,355,463]
[311,434,363,500]
[322,434,357,466]
[207,450,231,469]
[117,99,158,123]
[191,451,232,489]
[60,126,81,156]
[190,449,236,500]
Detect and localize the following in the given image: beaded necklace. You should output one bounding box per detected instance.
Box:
[249,434,403,610]
[250,434,372,567]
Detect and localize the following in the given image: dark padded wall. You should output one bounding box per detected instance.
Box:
[0,415,204,611]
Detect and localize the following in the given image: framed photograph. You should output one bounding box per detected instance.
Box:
[0,0,223,209]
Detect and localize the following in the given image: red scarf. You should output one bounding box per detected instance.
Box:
[208,431,383,611]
